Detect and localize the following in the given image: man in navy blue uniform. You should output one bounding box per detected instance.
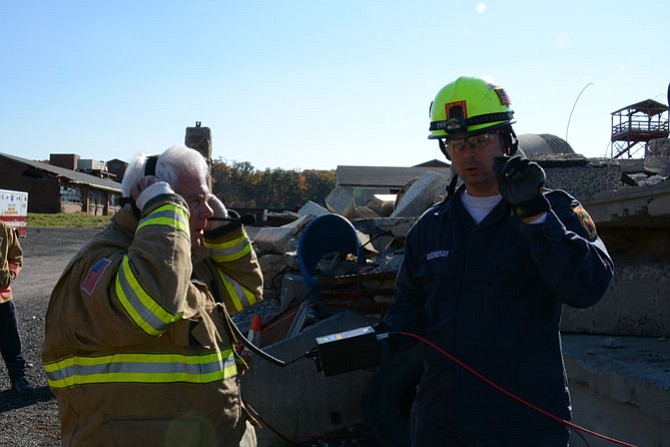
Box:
[382,76,614,446]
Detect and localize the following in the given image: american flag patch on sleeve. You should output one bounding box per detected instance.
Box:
[81,258,112,296]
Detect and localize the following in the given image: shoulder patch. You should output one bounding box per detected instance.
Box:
[81,258,112,296]
[572,205,597,240]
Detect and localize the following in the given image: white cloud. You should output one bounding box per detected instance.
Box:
[476,3,487,13]
[556,32,572,49]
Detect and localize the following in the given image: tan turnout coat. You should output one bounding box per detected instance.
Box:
[42,194,263,447]
[0,221,22,303]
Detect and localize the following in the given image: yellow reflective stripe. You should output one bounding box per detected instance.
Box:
[218,271,257,312]
[136,204,189,235]
[204,233,252,263]
[44,350,237,389]
[115,256,182,336]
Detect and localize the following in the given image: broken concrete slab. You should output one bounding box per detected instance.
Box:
[253,214,315,254]
[240,311,376,447]
[563,334,670,447]
[391,171,447,217]
[366,194,396,217]
[350,216,416,255]
[583,180,670,227]
[258,253,286,291]
[351,205,380,219]
[325,186,358,218]
[278,272,310,312]
[351,216,417,240]
[533,155,622,201]
[297,200,331,217]
[561,262,670,337]
[644,138,670,175]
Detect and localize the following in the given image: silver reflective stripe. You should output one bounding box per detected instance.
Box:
[116,256,181,335]
[206,234,251,263]
[219,271,256,311]
[45,351,237,388]
[136,205,189,234]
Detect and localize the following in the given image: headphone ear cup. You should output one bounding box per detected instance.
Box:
[144,155,159,176]
[499,128,518,156]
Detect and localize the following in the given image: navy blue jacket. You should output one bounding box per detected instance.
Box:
[384,186,614,434]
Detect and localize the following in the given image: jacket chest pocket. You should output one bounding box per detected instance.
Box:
[489,232,553,319]
[492,231,536,279]
[415,257,459,319]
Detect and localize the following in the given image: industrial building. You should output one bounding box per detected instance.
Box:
[0,152,122,215]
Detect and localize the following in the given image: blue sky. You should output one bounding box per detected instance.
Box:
[2,1,668,171]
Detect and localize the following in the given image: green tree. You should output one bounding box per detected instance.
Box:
[210,160,335,209]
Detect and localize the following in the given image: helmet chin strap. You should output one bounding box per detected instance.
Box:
[440,126,518,198]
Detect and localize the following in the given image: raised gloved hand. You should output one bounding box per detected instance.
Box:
[205,194,231,232]
[208,194,229,219]
[493,155,550,220]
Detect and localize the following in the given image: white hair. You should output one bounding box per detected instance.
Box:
[121,145,209,197]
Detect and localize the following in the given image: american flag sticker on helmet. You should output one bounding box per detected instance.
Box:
[81,258,112,296]
[495,88,511,106]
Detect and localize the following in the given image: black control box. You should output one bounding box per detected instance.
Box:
[314,326,381,376]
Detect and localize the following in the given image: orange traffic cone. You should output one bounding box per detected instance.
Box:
[247,314,262,346]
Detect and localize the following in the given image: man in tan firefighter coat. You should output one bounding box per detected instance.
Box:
[43,145,263,447]
[1,220,34,393]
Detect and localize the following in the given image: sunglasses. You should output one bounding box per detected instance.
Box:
[446,132,499,154]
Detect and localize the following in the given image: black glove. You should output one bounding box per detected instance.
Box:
[493,155,550,220]
[374,320,392,335]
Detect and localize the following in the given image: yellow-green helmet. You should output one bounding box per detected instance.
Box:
[428,76,515,139]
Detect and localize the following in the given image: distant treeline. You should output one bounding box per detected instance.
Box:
[210,160,336,210]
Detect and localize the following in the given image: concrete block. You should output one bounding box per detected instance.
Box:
[325,187,357,218]
[391,171,446,217]
[563,334,670,447]
[240,311,376,446]
[352,205,380,218]
[279,272,310,312]
[258,253,286,291]
[253,214,314,254]
[352,217,417,240]
[352,216,417,255]
[561,262,670,337]
[297,200,331,217]
[583,180,670,226]
[366,194,396,217]
[283,250,300,271]
[532,155,622,201]
[644,137,670,175]
[648,137,670,156]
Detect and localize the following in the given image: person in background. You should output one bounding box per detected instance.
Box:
[43,145,263,447]
[381,76,614,447]
[0,220,34,393]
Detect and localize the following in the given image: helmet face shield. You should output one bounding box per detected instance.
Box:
[429,76,515,139]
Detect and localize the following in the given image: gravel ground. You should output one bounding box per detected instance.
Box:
[0,227,375,447]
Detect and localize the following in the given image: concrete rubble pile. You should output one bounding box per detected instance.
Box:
[233,146,670,446]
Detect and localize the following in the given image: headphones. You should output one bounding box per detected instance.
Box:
[144,155,159,176]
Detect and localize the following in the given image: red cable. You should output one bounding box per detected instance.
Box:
[399,331,639,447]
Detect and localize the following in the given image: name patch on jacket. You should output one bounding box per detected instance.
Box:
[81,258,112,296]
[426,250,450,261]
